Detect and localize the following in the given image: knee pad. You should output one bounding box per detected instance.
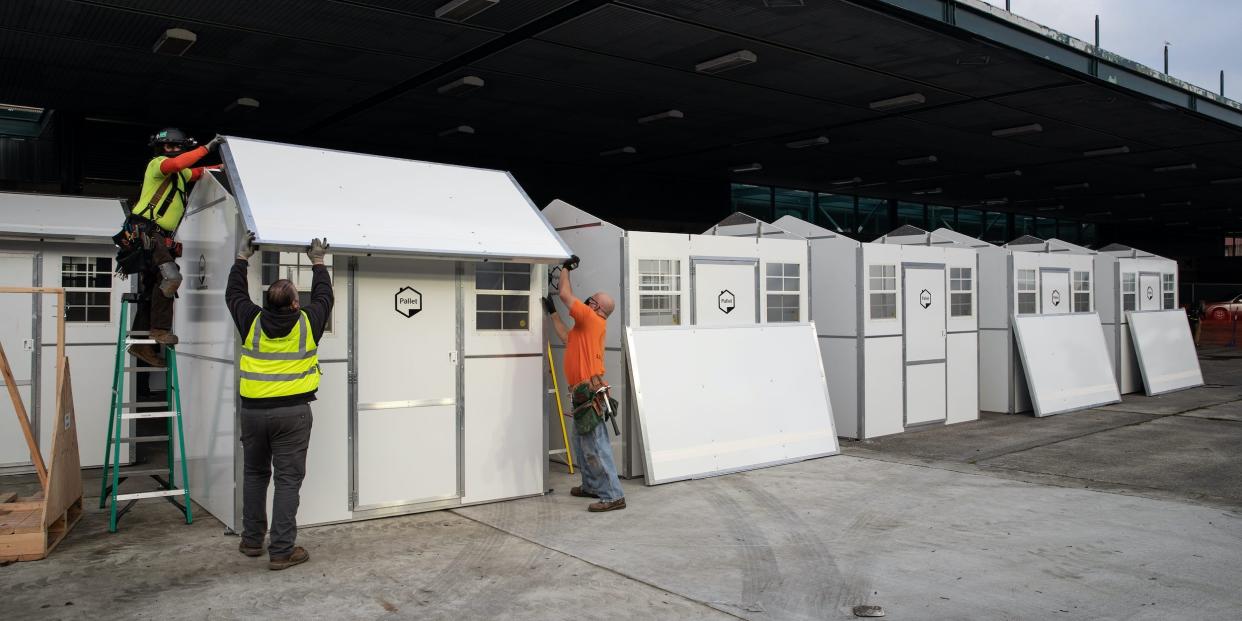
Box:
[158,262,183,298]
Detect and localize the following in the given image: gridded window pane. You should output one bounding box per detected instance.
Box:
[1161,273,1175,310]
[62,256,111,323]
[476,294,529,331]
[640,260,681,292]
[1072,271,1091,313]
[639,259,682,326]
[870,293,897,319]
[767,294,800,322]
[765,262,801,315]
[950,267,972,317]
[869,264,896,292]
[1122,273,1137,312]
[476,263,530,291]
[1017,269,1037,314]
[869,264,898,319]
[639,294,680,326]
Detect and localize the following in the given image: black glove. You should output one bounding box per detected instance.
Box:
[541,295,557,316]
[562,254,580,271]
[205,134,225,152]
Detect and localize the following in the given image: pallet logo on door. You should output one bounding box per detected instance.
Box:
[718,290,736,314]
[395,286,423,318]
[1146,286,1155,302]
[920,289,932,309]
[1052,290,1062,307]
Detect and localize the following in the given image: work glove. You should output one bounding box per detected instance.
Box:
[205,134,225,152]
[541,295,557,316]
[562,254,580,271]
[236,230,256,261]
[307,238,329,265]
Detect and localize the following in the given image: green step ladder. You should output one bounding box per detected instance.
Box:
[100,293,192,532]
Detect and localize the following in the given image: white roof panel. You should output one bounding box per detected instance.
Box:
[221,137,570,262]
[0,191,124,240]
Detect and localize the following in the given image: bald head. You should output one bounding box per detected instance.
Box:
[589,292,615,319]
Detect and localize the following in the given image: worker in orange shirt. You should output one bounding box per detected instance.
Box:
[543,256,626,512]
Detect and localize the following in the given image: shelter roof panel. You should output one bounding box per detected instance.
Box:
[0,192,125,239]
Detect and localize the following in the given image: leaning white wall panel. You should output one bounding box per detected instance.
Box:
[1127,310,1204,396]
[627,324,837,484]
[222,137,570,262]
[463,358,545,504]
[1012,314,1120,416]
[862,337,904,438]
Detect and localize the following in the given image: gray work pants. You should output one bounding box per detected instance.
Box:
[240,403,313,558]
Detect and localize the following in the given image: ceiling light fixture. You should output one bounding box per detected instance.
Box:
[1037,205,1065,212]
[912,187,943,196]
[730,162,763,173]
[785,135,829,149]
[1112,192,1146,200]
[1053,182,1090,191]
[1127,216,1156,222]
[831,176,862,186]
[1153,163,1197,173]
[153,28,197,56]
[869,93,926,112]
[435,0,498,21]
[897,155,938,166]
[983,197,1008,206]
[695,50,758,74]
[223,97,260,113]
[1086,210,1112,217]
[1161,200,1191,208]
[599,146,636,157]
[637,109,683,124]
[1083,145,1130,157]
[437,125,475,137]
[1166,221,1190,226]
[984,170,1022,180]
[436,75,485,96]
[991,123,1043,138]
[1211,177,1242,185]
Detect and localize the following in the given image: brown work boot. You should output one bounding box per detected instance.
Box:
[127,345,166,367]
[269,546,309,570]
[570,486,599,498]
[238,540,263,557]
[149,328,179,345]
[588,498,626,512]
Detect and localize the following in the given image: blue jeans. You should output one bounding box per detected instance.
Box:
[569,417,624,502]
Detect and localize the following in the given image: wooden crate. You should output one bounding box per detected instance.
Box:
[1,355,83,562]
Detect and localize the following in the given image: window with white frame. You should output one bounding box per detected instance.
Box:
[638,259,681,326]
[1016,269,1037,314]
[261,251,335,332]
[1072,270,1091,313]
[1122,273,1137,311]
[950,267,973,317]
[475,263,531,330]
[766,262,801,322]
[1162,273,1175,309]
[869,265,897,320]
[62,256,112,322]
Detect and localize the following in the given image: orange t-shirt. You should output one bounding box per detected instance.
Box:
[563,299,607,386]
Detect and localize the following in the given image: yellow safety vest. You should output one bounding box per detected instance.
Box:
[132,157,193,232]
[239,311,320,399]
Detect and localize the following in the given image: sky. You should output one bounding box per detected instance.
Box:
[976,0,1242,99]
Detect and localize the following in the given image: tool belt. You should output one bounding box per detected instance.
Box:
[112,216,182,276]
[569,375,619,436]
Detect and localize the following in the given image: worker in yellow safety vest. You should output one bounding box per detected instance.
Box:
[227,232,333,571]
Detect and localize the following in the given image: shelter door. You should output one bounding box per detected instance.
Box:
[0,253,36,469]
[1040,270,1070,315]
[353,258,459,511]
[1139,274,1161,311]
[903,266,946,426]
[692,260,757,326]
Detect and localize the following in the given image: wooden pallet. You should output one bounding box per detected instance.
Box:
[1,339,83,562]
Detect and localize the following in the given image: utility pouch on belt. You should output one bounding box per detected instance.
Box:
[570,375,619,436]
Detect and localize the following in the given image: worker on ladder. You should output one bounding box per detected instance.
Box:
[228,232,333,570]
[123,128,222,367]
[543,256,627,512]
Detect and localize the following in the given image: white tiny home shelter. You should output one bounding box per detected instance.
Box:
[177,137,570,530]
[884,229,1098,414]
[0,192,130,474]
[542,201,824,479]
[712,216,979,440]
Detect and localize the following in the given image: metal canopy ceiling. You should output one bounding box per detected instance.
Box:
[3,0,1241,229]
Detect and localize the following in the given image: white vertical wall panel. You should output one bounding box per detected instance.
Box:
[222,137,570,262]
[1127,310,1204,396]
[1012,313,1120,416]
[0,252,35,469]
[946,333,979,425]
[463,358,544,504]
[627,324,837,485]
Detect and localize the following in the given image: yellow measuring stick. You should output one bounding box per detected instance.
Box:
[547,341,574,474]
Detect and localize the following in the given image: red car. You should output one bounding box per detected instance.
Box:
[1204,295,1242,320]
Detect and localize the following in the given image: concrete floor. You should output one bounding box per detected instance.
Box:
[4,352,1242,620]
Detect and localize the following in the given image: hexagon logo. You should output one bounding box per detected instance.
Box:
[395,286,422,318]
[718,289,736,314]
[1051,289,1062,307]
[919,288,932,309]
[1146,286,1154,301]
[196,254,208,289]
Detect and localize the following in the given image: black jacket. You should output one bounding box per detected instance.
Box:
[227,258,334,409]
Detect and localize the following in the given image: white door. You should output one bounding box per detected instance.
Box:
[903,266,947,426]
[0,253,36,469]
[692,260,757,326]
[1139,274,1161,311]
[1040,270,1070,315]
[354,258,459,510]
